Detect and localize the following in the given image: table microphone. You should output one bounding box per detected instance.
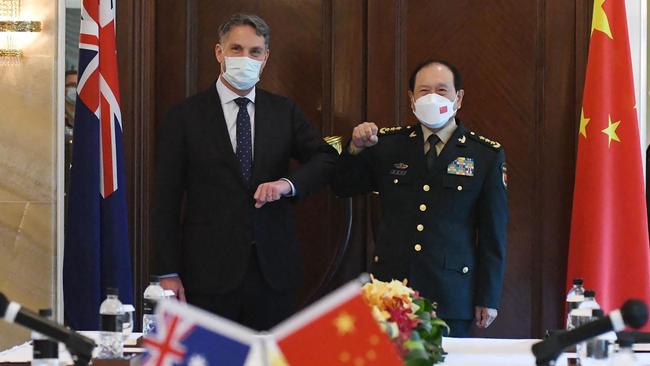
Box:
[532,299,648,366]
[0,292,95,366]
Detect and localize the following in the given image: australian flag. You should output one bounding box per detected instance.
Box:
[143,301,255,366]
[63,0,134,330]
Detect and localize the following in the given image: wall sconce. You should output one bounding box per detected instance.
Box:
[0,0,42,65]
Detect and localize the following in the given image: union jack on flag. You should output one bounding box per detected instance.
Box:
[77,0,122,197]
[63,0,133,330]
[143,301,257,366]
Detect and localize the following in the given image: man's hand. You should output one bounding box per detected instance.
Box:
[475,306,498,328]
[160,276,186,302]
[254,179,292,208]
[351,122,379,151]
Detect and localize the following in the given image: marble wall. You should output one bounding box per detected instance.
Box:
[0,0,58,349]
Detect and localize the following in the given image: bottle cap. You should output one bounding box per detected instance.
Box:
[38,309,52,318]
[584,290,596,298]
[106,287,119,296]
[573,278,584,286]
[149,275,161,283]
[617,335,634,348]
[592,309,604,318]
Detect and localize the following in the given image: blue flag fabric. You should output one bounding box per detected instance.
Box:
[143,301,254,366]
[63,0,133,330]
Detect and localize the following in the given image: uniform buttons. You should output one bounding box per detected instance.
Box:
[462,266,469,274]
[457,185,463,191]
[393,179,399,184]
[416,224,424,232]
[414,244,422,252]
[423,184,430,192]
[419,204,427,212]
[374,255,379,263]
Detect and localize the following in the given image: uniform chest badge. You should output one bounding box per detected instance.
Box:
[390,162,409,176]
[447,157,475,176]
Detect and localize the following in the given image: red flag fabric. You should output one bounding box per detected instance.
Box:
[568,0,650,317]
[273,281,403,366]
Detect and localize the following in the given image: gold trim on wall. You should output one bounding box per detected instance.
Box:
[0,20,41,32]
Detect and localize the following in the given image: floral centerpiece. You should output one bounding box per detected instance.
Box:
[362,277,448,365]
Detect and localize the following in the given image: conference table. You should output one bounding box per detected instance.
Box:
[3,335,650,365]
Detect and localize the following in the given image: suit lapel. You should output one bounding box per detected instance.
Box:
[201,83,246,187]
[408,125,426,179]
[251,91,273,185]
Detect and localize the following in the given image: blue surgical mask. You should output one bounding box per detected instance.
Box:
[223,56,264,90]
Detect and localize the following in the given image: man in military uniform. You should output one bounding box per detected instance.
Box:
[332,60,508,337]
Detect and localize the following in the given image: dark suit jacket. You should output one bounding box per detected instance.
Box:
[152,83,337,295]
[332,123,508,320]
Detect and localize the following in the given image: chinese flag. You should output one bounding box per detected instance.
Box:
[568,0,650,318]
[273,281,403,366]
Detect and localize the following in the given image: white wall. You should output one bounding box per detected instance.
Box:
[626,0,647,171]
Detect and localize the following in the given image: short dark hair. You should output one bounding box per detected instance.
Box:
[408,59,462,92]
[65,68,78,76]
[218,14,270,48]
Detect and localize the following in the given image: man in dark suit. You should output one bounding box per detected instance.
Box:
[332,60,508,337]
[151,14,337,330]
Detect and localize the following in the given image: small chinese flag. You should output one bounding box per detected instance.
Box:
[273,281,403,366]
[567,0,650,321]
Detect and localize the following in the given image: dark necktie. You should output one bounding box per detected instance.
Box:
[425,134,441,171]
[234,97,252,186]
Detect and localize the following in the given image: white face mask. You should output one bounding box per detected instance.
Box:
[222,56,264,90]
[413,93,458,129]
[65,87,77,103]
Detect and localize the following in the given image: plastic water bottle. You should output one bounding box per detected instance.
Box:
[582,309,614,365]
[566,278,585,329]
[98,288,124,359]
[573,290,600,364]
[609,336,639,366]
[143,276,165,336]
[31,309,58,366]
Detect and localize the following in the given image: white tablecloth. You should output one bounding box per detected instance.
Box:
[3,335,650,365]
[441,337,650,366]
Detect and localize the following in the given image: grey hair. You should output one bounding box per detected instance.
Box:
[218,14,270,48]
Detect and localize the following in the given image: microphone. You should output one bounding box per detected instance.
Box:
[0,292,95,366]
[532,299,648,366]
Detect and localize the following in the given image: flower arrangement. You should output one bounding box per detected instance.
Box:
[362,277,448,365]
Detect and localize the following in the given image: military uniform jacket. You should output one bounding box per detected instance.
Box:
[332,122,508,320]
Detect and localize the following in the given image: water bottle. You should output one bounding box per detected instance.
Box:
[98,287,124,359]
[581,309,614,366]
[566,278,585,329]
[573,290,600,364]
[31,309,58,366]
[142,276,165,336]
[609,336,639,366]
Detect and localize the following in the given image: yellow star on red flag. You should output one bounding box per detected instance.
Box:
[592,0,613,39]
[334,312,356,336]
[579,109,590,138]
[601,115,621,147]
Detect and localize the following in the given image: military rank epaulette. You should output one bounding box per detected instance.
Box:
[378,125,414,136]
[467,131,502,150]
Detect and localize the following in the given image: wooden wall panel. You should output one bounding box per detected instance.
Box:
[117,0,591,337]
[116,0,156,321]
